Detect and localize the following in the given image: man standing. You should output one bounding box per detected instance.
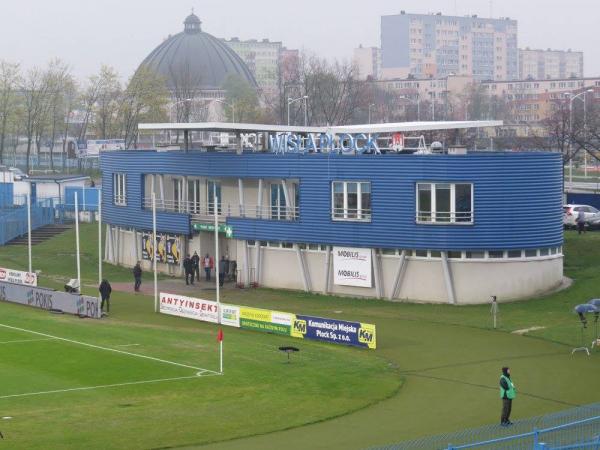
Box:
[133,261,142,292]
[500,366,516,426]
[183,254,194,285]
[576,208,586,235]
[219,255,227,287]
[99,279,112,314]
[191,251,200,282]
[203,253,213,282]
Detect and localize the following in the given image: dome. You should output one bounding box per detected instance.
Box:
[139,13,257,93]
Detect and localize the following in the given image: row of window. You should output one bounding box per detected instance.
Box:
[245,242,563,260]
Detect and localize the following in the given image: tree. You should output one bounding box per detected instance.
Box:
[116,66,168,148]
[222,75,260,123]
[93,66,121,139]
[21,66,49,173]
[0,61,21,165]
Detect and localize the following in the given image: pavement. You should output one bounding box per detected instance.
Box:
[110,276,237,298]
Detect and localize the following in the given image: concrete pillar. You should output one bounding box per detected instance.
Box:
[441,252,456,305]
[323,245,332,294]
[389,250,407,300]
[238,178,245,217]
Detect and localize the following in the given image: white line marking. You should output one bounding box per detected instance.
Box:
[0,338,56,345]
[0,323,219,375]
[0,374,219,400]
[115,343,141,347]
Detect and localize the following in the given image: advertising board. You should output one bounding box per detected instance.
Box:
[0,281,100,318]
[0,267,37,286]
[333,246,372,288]
[159,292,219,323]
[291,315,376,349]
[239,306,292,335]
[220,304,240,327]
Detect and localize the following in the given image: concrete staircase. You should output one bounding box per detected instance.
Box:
[6,224,72,245]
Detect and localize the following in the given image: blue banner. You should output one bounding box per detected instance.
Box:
[291,315,376,349]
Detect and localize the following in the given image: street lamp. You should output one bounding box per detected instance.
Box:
[567,89,594,188]
[288,96,308,126]
[368,103,375,124]
[213,99,235,123]
[399,95,420,121]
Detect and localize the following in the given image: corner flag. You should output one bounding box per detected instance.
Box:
[217,329,223,342]
[217,329,223,374]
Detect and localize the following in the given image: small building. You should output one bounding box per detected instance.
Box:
[100,121,563,305]
[13,174,90,204]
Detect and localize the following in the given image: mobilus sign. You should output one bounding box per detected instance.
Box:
[269,133,380,155]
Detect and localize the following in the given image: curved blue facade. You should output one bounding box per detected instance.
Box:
[100,150,563,251]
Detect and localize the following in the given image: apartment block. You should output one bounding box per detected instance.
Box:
[519,48,584,80]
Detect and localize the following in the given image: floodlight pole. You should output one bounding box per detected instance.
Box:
[75,191,81,291]
[27,193,32,273]
[152,192,158,313]
[214,191,223,374]
[98,191,102,307]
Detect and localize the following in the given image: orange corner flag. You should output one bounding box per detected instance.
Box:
[217,329,223,342]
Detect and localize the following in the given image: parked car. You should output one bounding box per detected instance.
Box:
[8,167,28,181]
[563,204,600,228]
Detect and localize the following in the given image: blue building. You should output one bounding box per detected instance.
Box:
[100,122,562,304]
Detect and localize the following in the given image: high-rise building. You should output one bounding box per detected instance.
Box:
[222,38,282,94]
[380,11,518,81]
[353,45,381,80]
[519,48,584,80]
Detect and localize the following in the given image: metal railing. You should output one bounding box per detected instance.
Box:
[416,211,473,224]
[331,207,372,221]
[141,198,299,221]
[0,199,56,245]
[371,403,600,450]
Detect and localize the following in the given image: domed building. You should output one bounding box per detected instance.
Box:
[138,12,258,120]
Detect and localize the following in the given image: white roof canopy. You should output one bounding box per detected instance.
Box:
[139,120,503,134]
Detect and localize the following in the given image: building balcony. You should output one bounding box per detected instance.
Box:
[142,198,299,222]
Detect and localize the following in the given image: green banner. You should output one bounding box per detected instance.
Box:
[192,223,233,237]
[240,318,290,335]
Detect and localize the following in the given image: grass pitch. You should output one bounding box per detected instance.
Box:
[0,226,599,449]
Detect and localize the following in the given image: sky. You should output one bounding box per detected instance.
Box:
[1,0,598,81]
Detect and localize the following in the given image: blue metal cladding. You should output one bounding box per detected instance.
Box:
[100,150,563,251]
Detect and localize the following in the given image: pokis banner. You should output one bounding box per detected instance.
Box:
[291,315,376,349]
[0,267,37,286]
[159,292,219,323]
[333,247,372,288]
[0,281,100,318]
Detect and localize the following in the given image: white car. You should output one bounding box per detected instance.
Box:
[8,167,28,180]
[563,204,600,228]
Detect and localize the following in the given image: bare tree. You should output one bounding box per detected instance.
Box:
[0,61,21,165]
[21,66,49,173]
[93,66,121,139]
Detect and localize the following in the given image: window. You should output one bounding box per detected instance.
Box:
[416,183,473,223]
[188,179,201,214]
[332,181,371,221]
[270,184,289,220]
[524,249,537,257]
[207,181,221,215]
[488,251,504,258]
[173,178,183,212]
[113,173,126,206]
[507,250,522,258]
[466,251,485,259]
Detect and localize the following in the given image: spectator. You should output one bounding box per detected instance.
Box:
[191,251,200,282]
[133,261,142,292]
[219,256,227,287]
[500,366,516,426]
[576,209,586,235]
[183,254,194,285]
[99,279,112,313]
[203,253,213,282]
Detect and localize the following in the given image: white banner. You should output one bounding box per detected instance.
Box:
[333,247,372,288]
[220,304,240,328]
[0,267,37,286]
[159,292,219,323]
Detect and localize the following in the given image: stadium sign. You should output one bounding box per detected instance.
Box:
[0,267,37,286]
[333,246,372,288]
[291,315,376,349]
[159,292,219,323]
[269,133,380,155]
[0,281,99,318]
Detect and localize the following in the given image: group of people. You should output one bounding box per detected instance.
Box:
[183,252,230,287]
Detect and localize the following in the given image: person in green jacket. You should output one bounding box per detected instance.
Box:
[500,366,516,426]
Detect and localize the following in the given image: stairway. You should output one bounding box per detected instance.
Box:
[6,224,72,245]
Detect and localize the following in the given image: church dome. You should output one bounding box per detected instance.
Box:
[138,13,257,92]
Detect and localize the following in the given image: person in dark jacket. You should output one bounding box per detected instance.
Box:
[218,256,227,287]
[191,251,200,282]
[133,261,142,292]
[500,366,517,426]
[183,254,194,285]
[99,279,112,313]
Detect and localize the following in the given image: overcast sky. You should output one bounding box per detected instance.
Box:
[2,0,598,81]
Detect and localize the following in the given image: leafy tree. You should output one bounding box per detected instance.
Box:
[0,61,21,165]
[222,75,260,123]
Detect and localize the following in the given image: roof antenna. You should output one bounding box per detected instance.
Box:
[191,7,194,14]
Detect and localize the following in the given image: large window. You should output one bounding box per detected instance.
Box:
[417,183,473,223]
[270,184,287,220]
[188,179,201,214]
[332,181,371,221]
[113,173,126,206]
[207,181,222,215]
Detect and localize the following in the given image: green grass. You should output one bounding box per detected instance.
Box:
[0,225,600,449]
